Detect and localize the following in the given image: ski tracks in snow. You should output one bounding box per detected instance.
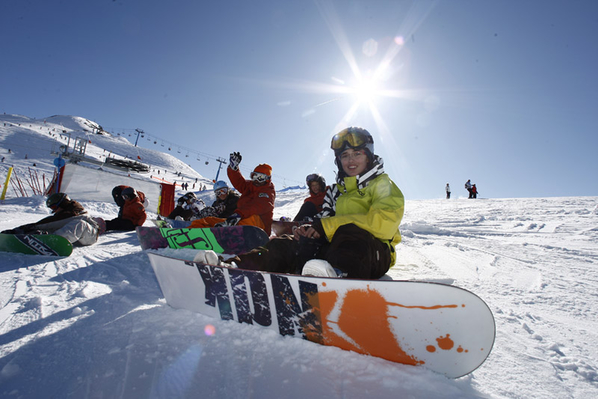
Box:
[397,197,598,397]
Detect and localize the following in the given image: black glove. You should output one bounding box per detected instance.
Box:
[215,213,241,227]
[229,152,242,171]
[224,213,242,226]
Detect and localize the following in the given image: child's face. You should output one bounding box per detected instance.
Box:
[309,181,321,194]
[340,148,369,177]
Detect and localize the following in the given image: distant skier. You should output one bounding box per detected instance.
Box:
[446,183,451,199]
[1,193,100,246]
[293,173,328,222]
[471,184,478,199]
[189,152,275,235]
[465,179,473,199]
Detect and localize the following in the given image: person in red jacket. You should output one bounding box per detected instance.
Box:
[111,185,148,217]
[105,187,147,231]
[190,152,275,235]
[293,173,327,222]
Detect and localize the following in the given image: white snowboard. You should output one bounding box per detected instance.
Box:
[145,250,495,378]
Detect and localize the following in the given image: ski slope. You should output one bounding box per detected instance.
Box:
[1,115,597,398]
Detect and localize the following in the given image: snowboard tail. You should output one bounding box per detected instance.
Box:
[145,251,495,378]
[136,226,269,255]
[0,233,73,256]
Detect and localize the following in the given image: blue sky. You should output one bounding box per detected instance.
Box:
[2,0,597,200]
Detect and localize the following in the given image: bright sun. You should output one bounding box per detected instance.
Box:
[351,76,380,104]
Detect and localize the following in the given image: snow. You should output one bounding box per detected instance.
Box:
[1,115,598,398]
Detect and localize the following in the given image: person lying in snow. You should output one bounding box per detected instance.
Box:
[1,192,100,246]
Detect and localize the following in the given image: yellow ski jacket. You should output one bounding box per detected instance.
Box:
[320,170,404,267]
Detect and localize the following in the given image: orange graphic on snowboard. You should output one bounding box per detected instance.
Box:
[303,286,467,365]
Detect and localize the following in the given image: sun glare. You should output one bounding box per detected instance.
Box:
[352,76,380,104]
[305,0,437,140]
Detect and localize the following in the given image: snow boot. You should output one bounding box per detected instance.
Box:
[301,259,346,278]
[92,217,107,235]
[192,250,221,266]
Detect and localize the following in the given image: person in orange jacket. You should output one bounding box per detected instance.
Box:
[111,185,148,217]
[190,152,275,235]
[105,187,147,231]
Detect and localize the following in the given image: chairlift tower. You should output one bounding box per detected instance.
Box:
[214,157,227,182]
[134,129,144,147]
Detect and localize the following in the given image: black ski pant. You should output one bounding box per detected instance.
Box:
[105,218,136,232]
[293,202,318,222]
[234,223,391,279]
[167,206,194,221]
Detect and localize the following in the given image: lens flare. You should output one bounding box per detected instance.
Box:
[204,324,216,336]
[362,38,378,57]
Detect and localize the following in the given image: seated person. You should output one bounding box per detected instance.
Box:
[293,173,327,222]
[190,152,275,235]
[105,187,147,231]
[228,127,404,279]
[167,192,206,220]
[194,181,241,220]
[112,185,148,217]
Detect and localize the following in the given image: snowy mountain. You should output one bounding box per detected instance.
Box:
[0,114,212,200]
[1,114,597,398]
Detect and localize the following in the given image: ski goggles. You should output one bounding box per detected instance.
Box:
[251,172,270,183]
[48,198,65,211]
[215,188,228,196]
[330,129,373,152]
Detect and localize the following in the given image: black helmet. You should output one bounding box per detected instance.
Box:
[330,127,374,161]
[183,192,197,200]
[121,187,137,200]
[46,192,68,209]
[306,173,326,192]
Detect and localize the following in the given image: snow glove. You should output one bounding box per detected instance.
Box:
[225,213,242,226]
[229,152,242,171]
[216,212,242,227]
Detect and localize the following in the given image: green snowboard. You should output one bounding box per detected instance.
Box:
[136,225,269,255]
[0,233,73,256]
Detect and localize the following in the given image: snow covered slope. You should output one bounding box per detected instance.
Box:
[1,114,597,398]
[0,114,212,199]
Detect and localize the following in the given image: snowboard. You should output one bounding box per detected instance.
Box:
[136,225,269,255]
[145,250,496,378]
[271,220,302,236]
[0,233,73,256]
